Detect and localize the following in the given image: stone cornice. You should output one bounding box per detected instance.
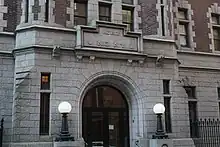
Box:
[177,50,220,57]
[16,25,76,33]
[143,36,175,43]
[0,32,15,36]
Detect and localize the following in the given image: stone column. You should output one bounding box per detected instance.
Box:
[0,0,8,31]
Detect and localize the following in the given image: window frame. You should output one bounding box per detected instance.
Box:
[163,80,170,95]
[44,0,49,22]
[164,97,172,133]
[212,14,220,51]
[74,0,88,26]
[184,86,196,99]
[98,2,112,22]
[178,8,190,48]
[41,73,51,90]
[122,6,134,31]
[25,0,29,23]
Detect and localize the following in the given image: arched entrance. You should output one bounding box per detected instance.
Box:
[82,85,129,147]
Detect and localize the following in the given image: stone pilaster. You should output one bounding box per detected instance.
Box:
[66,0,74,28]
[87,0,98,26]
[0,0,8,31]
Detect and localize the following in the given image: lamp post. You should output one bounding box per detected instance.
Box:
[152,103,168,139]
[56,101,74,141]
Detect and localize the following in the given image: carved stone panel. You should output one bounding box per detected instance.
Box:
[77,22,142,52]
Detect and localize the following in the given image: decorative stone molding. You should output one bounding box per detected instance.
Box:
[207,3,220,52]
[89,56,95,62]
[76,55,83,61]
[52,45,61,58]
[156,54,165,67]
[127,59,133,65]
[173,0,196,50]
[0,0,8,31]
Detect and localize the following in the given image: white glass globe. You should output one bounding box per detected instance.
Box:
[58,101,72,114]
[153,103,165,114]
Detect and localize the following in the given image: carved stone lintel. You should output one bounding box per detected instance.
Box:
[52,46,61,58]
[76,55,83,61]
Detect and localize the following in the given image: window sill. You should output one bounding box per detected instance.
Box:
[40,90,51,93]
[98,0,113,4]
[122,3,135,8]
[179,46,193,51]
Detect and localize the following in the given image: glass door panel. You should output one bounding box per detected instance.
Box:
[108,112,120,147]
[91,112,104,147]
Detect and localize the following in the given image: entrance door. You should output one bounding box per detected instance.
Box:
[82,86,129,147]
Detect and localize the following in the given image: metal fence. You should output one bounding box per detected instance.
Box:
[191,119,220,147]
[0,118,3,147]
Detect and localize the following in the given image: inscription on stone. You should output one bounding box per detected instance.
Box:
[83,27,138,51]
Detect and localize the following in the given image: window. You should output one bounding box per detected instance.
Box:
[74,0,87,26]
[40,93,50,135]
[212,14,220,51]
[122,0,133,5]
[99,3,111,22]
[160,0,165,36]
[45,0,49,22]
[164,97,172,133]
[122,7,134,31]
[218,87,220,100]
[185,86,198,137]
[163,80,170,94]
[188,101,198,137]
[184,86,196,99]
[41,73,50,90]
[25,0,29,23]
[178,8,189,47]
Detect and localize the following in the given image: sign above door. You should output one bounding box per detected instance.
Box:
[76,21,142,52]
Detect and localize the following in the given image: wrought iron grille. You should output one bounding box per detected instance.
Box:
[0,118,3,147]
[191,119,220,147]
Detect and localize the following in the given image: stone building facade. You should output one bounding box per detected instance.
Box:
[0,0,220,147]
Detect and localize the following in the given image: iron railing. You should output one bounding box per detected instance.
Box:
[0,118,4,147]
[191,119,220,147]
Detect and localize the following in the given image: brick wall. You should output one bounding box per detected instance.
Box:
[54,0,68,26]
[139,0,158,35]
[173,0,220,52]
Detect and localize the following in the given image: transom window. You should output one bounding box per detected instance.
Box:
[178,8,189,47]
[74,0,87,26]
[122,7,134,31]
[83,86,127,108]
[212,14,220,51]
[99,3,111,22]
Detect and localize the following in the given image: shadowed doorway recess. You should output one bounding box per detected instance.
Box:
[82,86,130,147]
